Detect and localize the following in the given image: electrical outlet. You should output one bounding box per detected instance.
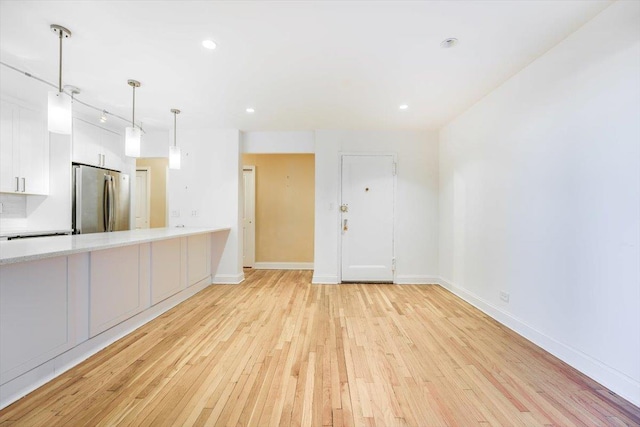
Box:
[191,210,198,217]
[500,291,510,303]
[171,210,180,218]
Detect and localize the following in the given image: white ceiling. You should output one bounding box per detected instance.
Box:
[0,0,612,132]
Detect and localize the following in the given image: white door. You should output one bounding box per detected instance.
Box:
[135,169,150,229]
[341,155,395,282]
[243,166,256,267]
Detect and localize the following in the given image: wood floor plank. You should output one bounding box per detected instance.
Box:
[1,269,638,426]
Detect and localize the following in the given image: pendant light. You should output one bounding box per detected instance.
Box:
[125,79,141,157]
[169,109,181,169]
[48,24,72,134]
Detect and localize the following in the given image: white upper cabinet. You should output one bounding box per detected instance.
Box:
[0,98,49,195]
[72,118,125,171]
[101,126,125,171]
[0,100,14,192]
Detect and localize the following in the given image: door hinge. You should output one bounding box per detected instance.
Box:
[392,258,396,271]
[392,162,397,176]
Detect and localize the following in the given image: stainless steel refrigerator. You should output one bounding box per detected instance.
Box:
[72,164,131,234]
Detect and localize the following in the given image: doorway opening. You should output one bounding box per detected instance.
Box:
[135,158,168,228]
[241,154,315,270]
[243,166,256,268]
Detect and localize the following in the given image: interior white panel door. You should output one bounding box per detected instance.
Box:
[341,155,395,282]
[243,166,256,267]
[135,169,149,229]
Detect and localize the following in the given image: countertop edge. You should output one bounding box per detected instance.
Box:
[0,227,231,266]
[0,229,74,239]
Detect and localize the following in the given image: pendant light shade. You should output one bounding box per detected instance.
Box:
[48,91,72,134]
[125,127,141,157]
[48,24,72,134]
[169,109,181,170]
[169,145,181,169]
[125,79,141,158]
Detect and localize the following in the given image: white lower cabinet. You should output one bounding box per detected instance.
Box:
[0,231,222,409]
[151,238,185,305]
[188,234,211,286]
[0,257,72,385]
[89,245,143,337]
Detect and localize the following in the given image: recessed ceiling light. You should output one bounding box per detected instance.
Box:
[440,38,458,49]
[246,107,255,113]
[399,104,408,110]
[202,39,217,50]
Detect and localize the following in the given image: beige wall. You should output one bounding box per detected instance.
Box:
[136,158,168,228]
[243,154,314,263]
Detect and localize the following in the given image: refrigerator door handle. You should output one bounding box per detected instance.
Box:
[74,167,81,233]
[109,177,116,231]
[103,175,111,231]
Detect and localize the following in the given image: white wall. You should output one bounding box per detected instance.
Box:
[313,130,439,284]
[439,1,640,405]
[242,131,315,153]
[141,130,171,158]
[168,129,243,283]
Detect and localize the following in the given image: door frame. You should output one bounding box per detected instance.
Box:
[337,152,397,283]
[135,167,151,229]
[242,165,256,268]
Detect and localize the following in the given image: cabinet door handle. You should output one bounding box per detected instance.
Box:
[21,177,25,192]
[15,177,19,192]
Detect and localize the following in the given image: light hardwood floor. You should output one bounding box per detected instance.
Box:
[1,269,638,426]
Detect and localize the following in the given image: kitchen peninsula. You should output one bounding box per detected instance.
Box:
[0,227,230,409]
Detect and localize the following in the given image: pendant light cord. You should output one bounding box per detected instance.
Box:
[58,30,63,93]
[174,111,177,147]
[132,85,136,127]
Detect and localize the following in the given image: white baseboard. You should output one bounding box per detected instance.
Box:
[0,278,213,410]
[438,277,640,407]
[311,274,339,284]
[212,273,244,284]
[253,262,314,270]
[394,275,440,285]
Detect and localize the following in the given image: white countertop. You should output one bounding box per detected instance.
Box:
[0,227,230,265]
